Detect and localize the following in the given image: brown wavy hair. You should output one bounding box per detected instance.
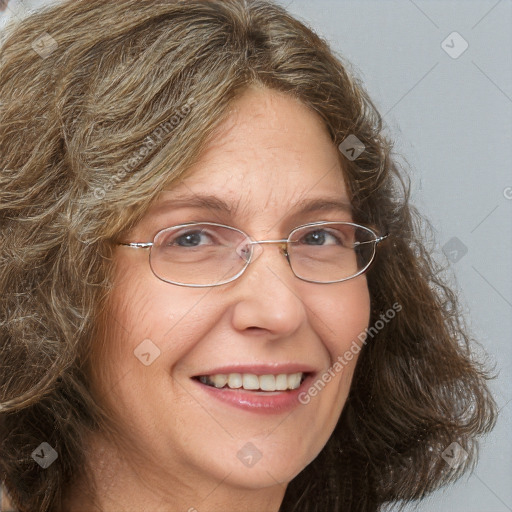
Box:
[0,0,497,511]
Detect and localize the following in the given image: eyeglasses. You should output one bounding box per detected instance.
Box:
[117,221,388,287]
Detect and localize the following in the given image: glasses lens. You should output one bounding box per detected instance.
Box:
[288,223,378,283]
[150,224,247,286]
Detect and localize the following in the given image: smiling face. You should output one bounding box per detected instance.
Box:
[88,85,371,510]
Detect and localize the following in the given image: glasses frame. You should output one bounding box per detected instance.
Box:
[117,220,388,287]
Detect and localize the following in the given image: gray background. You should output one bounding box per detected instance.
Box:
[2,1,511,511]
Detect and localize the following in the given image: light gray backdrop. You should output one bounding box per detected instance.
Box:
[1,1,511,511]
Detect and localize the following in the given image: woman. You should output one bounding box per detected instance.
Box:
[0,0,497,511]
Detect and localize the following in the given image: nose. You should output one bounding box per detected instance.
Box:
[228,241,307,336]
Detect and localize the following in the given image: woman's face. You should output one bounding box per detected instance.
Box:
[94,86,371,507]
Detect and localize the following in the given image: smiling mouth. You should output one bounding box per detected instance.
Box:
[193,372,310,392]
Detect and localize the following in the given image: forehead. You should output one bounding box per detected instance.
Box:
[153,86,350,220]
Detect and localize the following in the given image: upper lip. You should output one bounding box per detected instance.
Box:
[192,363,318,377]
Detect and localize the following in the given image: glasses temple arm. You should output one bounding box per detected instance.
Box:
[353,234,389,247]
[117,242,153,248]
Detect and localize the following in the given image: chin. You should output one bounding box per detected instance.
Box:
[204,439,318,490]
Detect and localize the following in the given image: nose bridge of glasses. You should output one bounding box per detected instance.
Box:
[235,237,289,264]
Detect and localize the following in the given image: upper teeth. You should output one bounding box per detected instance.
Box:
[198,372,305,391]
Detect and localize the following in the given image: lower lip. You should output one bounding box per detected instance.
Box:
[191,374,315,414]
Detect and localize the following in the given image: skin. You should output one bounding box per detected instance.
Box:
[65,85,371,512]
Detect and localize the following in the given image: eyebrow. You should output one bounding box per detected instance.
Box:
[152,194,352,217]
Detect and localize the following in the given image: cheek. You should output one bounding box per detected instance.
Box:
[89,270,223,437]
[306,276,371,364]
[95,263,221,381]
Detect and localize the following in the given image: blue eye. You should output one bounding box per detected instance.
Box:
[174,230,209,247]
[162,229,216,248]
[300,228,346,246]
[161,226,234,248]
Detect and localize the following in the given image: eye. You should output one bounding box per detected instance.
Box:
[157,225,241,249]
[165,228,216,247]
[299,228,347,246]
